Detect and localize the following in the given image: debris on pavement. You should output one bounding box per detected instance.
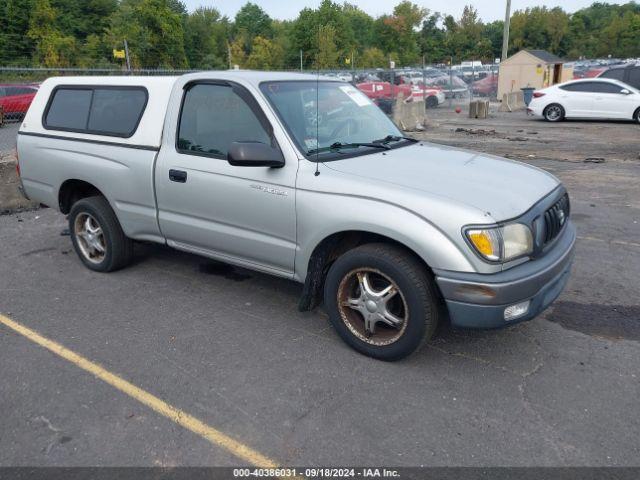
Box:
[454,127,496,135]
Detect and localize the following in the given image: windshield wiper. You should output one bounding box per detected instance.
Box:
[307,141,390,156]
[372,135,419,145]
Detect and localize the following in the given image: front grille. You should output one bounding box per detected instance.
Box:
[543,194,570,245]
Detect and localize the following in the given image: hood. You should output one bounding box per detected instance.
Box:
[323,142,559,222]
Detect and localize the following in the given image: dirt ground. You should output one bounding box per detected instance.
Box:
[419,106,640,164]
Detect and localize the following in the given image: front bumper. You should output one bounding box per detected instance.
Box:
[434,222,575,329]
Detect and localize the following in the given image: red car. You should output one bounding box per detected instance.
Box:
[357,81,413,100]
[357,82,443,110]
[0,84,39,120]
[471,75,498,96]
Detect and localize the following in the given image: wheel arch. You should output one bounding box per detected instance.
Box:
[297,229,444,312]
[58,179,106,214]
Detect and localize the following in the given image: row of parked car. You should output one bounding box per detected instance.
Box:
[1,62,638,126]
[352,67,492,99]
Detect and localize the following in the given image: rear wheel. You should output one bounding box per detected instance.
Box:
[69,196,133,272]
[426,96,439,109]
[634,108,640,124]
[544,104,565,122]
[324,243,439,361]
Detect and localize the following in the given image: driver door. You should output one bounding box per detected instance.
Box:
[155,81,298,277]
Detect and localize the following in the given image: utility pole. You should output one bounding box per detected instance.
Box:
[123,39,131,72]
[300,50,303,72]
[228,43,232,70]
[501,0,512,61]
[448,56,453,108]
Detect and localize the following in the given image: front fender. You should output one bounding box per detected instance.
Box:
[294,188,476,282]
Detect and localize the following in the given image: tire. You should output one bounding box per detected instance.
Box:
[426,96,439,109]
[323,243,439,361]
[634,108,640,124]
[68,196,133,272]
[543,103,565,122]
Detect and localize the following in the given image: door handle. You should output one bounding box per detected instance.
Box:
[169,169,187,183]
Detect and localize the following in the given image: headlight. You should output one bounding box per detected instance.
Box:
[466,223,533,262]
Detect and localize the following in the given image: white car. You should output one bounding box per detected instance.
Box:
[528,78,640,123]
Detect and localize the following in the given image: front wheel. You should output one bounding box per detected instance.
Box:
[69,196,133,272]
[544,104,565,122]
[634,108,640,124]
[324,243,439,361]
[426,96,439,109]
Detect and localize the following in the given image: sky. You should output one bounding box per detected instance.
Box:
[181,0,629,21]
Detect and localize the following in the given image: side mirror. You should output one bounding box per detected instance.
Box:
[227,141,284,168]
[620,89,632,95]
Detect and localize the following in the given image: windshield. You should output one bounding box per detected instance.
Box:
[260,81,404,158]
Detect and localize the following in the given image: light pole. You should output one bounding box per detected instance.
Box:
[501,0,512,61]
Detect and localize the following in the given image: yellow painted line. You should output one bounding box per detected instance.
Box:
[0,313,278,468]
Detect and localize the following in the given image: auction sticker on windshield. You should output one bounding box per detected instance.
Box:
[339,85,371,107]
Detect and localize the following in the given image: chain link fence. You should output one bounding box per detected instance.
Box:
[0,64,500,144]
[0,67,199,125]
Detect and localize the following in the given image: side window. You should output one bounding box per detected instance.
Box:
[87,88,147,136]
[44,86,147,137]
[600,69,625,81]
[562,82,619,93]
[629,67,640,88]
[177,83,271,158]
[594,82,622,93]
[45,88,93,130]
[561,83,587,92]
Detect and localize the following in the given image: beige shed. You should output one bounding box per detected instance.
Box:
[497,50,573,99]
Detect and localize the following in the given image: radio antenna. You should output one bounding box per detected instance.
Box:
[314,25,320,177]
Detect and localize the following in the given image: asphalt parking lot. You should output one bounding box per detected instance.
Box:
[1,109,639,468]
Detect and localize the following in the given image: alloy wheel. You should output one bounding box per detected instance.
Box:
[546,105,563,121]
[337,268,409,346]
[74,213,106,264]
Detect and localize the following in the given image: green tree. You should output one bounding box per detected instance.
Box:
[184,7,230,69]
[0,0,36,64]
[314,24,339,69]
[420,13,446,63]
[233,2,273,56]
[483,20,504,61]
[360,47,386,68]
[446,6,494,61]
[342,3,375,54]
[50,0,118,40]
[509,7,570,56]
[229,38,246,68]
[290,0,354,69]
[374,2,426,66]
[28,0,78,67]
[108,0,188,68]
[246,36,284,70]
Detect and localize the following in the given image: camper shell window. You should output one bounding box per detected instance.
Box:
[43,86,148,138]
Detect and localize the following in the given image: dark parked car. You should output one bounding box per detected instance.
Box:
[598,63,640,89]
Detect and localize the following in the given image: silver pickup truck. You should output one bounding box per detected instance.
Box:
[16,72,575,360]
